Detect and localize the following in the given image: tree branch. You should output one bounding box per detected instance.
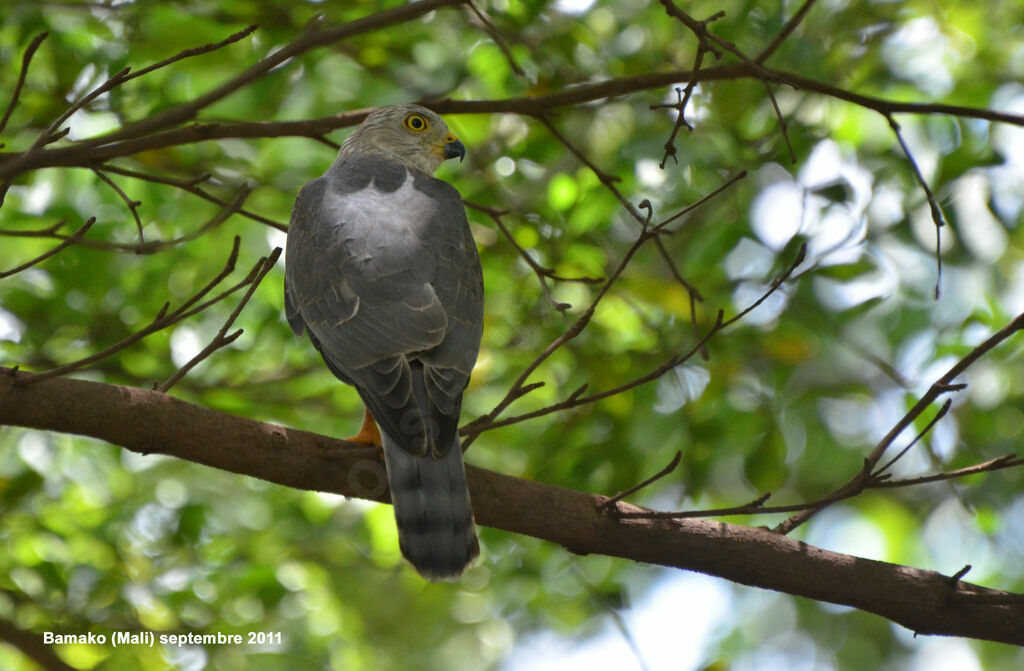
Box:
[0,615,76,671]
[756,0,820,64]
[0,216,96,278]
[774,310,1024,534]
[0,31,49,136]
[6,61,1023,178]
[1,366,1022,645]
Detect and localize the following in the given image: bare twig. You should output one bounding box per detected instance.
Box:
[611,492,772,519]
[0,32,49,136]
[654,39,712,168]
[722,242,805,328]
[876,454,1024,489]
[657,1,779,84]
[123,24,259,84]
[535,113,644,223]
[658,169,748,229]
[873,398,952,477]
[0,1,468,184]
[464,199,601,313]
[948,565,972,584]
[653,236,707,358]
[885,113,947,299]
[610,453,1024,521]
[92,167,145,245]
[0,219,67,237]
[465,1,524,77]
[98,163,283,232]
[756,0,821,64]
[16,237,251,385]
[597,451,682,512]
[1,178,253,254]
[157,247,282,392]
[762,79,797,163]
[464,174,747,442]
[0,217,96,279]
[774,310,1024,534]
[0,59,131,205]
[656,2,798,164]
[66,0,467,154]
[464,229,797,437]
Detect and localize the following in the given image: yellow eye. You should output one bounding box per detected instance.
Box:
[404,113,430,132]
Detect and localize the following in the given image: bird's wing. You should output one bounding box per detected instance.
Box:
[285,154,483,456]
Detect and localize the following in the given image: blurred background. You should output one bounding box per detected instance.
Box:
[1,0,1023,668]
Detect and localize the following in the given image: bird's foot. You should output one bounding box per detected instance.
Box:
[345,408,382,447]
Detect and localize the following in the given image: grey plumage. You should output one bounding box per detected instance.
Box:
[284,105,482,581]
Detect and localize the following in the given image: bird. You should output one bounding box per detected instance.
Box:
[284,104,483,581]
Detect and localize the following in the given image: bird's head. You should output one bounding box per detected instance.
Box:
[340,104,466,175]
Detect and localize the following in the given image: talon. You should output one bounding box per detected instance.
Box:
[345,407,382,447]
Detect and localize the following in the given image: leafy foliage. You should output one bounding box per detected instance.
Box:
[1,0,1024,669]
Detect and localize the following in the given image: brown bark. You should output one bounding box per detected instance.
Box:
[1,366,1022,645]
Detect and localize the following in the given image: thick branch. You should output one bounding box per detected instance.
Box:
[1,367,1022,645]
[0,615,76,671]
[5,61,1024,177]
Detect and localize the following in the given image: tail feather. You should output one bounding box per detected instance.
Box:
[381,431,478,581]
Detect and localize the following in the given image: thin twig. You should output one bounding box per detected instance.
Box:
[613,453,1024,521]
[774,310,1024,534]
[157,247,282,391]
[465,1,524,77]
[1,178,254,254]
[0,63,131,205]
[535,113,644,223]
[654,39,712,168]
[873,398,952,477]
[0,219,67,237]
[876,454,1024,489]
[0,217,96,279]
[756,0,821,64]
[653,236,706,357]
[656,2,797,164]
[92,167,145,245]
[885,113,946,299]
[611,492,772,519]
[598,451,682,512]
[122,24,259,84]
[0,32,49,136]
[69,0,468,154]
[0,1,468,187]
[657,1,779,84]
[464,200,586,312]
[98,163,283,232]
[17,237,245,385]
[465,216,801,439]
[464,174,747,441]
[658,169,748,229]
[762,79,796,163]
[721,242,805,328]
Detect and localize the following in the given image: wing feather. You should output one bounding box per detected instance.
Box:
[285,155,483,456]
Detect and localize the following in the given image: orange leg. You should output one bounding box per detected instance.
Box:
[345,407,382,446]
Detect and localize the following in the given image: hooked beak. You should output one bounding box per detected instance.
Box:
[443,137,466,162]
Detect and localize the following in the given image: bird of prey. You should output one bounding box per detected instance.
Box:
[284,104,483,581]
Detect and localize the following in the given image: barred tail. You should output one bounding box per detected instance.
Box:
[381,432,479,581]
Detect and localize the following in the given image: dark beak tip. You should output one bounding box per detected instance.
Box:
[444,139,467,162]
